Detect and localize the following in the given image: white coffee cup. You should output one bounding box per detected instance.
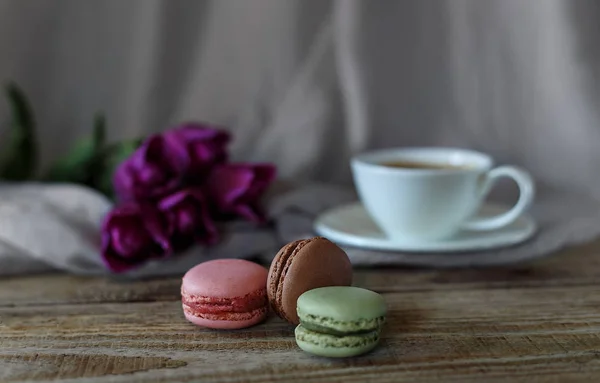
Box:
[351,147,535,242]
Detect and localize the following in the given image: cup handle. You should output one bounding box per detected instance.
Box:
[461,166,535,231]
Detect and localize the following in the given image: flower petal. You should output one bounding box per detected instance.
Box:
[158,188,219,250]
[240,164,277,203]
[112,134,190,202]
[234,204,263,224]
[209,164,255,206]
[169,122,231,143]
[112,162,136,202]
[100,203,170,273]
[140,205,172,255]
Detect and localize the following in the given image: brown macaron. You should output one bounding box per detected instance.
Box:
[267,237,353,324]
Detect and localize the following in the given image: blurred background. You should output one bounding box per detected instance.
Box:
[0,0,599,196]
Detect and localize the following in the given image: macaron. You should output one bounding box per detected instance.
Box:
[295,286,387,357]
[267,237,352,324]
[181,259,269,329]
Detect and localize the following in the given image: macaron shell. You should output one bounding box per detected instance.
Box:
[267,240,303,312]
[267,239,308,321]
[296,338,378,358]
[277,238,353,324]
[184,310,267,330]
[295,325,379,358]
[297,286,387,327]
[182,259,268,298]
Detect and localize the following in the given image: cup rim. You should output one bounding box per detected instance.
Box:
[351,147,493,175]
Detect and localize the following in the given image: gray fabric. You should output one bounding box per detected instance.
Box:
[0,0,599,195]
[0,1,599,275]
[0,183,598,277]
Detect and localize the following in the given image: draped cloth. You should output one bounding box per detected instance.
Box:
[0,0,599,276]
[0,182,598,277]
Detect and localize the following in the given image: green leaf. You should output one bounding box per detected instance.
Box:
[92,113,106,149]
[43,112,106,185]
[0,83,38,180]
[93,138,143,200]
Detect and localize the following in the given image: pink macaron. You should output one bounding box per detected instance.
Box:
[181,259,269,329]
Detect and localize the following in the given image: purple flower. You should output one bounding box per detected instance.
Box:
[206,163,277,223]
[101,203,172,273]
[113,134,189,202]
[164,123,231,181]
[158,188,219,250]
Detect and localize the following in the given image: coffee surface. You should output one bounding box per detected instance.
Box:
[380,160,470,170]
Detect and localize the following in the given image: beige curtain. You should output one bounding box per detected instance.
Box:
[1,0,599,196]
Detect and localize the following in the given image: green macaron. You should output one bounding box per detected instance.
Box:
[295,286,387,358]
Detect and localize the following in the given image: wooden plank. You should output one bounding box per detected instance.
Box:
[356,238,600,292]
[2,283,600,382]
[2,351,598,383]
[3,239,600,382]
[0,275,181,307]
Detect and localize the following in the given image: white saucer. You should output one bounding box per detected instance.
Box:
[314,202,537,253]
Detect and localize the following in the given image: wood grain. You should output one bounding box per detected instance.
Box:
[2,239,600,382]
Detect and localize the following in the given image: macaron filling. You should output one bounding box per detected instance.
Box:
[298,311,386,335]
[183,305,267,321]
[295,325,380,349]
[182,288,267,313]
[182,287,268,321]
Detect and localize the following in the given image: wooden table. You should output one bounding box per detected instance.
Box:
[2,240,600,382]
